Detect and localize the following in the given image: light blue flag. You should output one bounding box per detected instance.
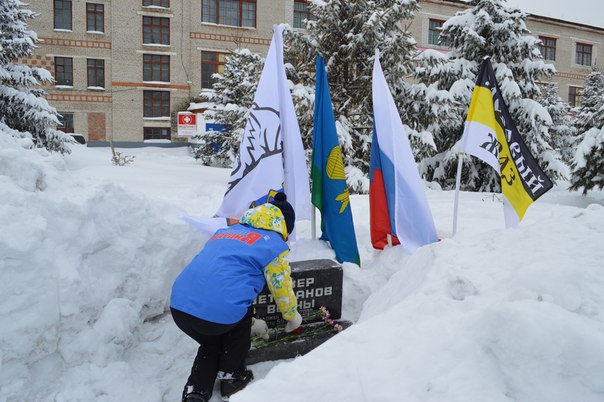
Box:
[311,56,360,265]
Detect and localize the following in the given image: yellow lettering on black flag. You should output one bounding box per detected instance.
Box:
[461,58,553,227]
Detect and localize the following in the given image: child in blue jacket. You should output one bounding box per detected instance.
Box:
[170,193,302,402]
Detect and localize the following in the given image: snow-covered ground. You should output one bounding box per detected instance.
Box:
[2,137,604,402]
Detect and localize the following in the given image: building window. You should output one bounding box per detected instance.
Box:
[87,59,105,88]
[55,57,73,86]
[293,0,312,29]
[86,3,104,32]
[201,51,226,89]
[143,90,170,117]
[54,0,72,30]
[143,16,170,45]
[143,0,169,7]
[568,86,582,107]
[575,43,592,66]
[144,127,171,140]
[539,36,556,61]
[428,19,445,46]
[143,54,170,82]
[202,0,256,28]
[57,112,74,133]
[241,0,256,27]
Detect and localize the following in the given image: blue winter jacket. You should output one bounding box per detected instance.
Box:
[170,204,292,324]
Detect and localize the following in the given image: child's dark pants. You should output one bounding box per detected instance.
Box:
[170,306,253,396]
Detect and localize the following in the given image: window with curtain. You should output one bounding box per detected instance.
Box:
[54,0,72,30]
[55,57,73,86]
[428,19,445,46]
[143,91,170,117]
[538,37,556,61]
[568,86,582,107]
[86,3,104,32]
[575,43,592,66]
[57,112,74,133]
[143,16,170,45]
[143,0,170,7]
[293,0,313,29]
[144,127,171,140]
[201,51,226,89]
[202,0,256,28]
[87,59,105,87]
[143,54,170,82]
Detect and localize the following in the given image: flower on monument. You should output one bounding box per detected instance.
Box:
[319,306,343,333]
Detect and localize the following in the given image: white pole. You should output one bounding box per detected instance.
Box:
[452,153,464,236]
[311,206,317,240]
[387,233,393,248]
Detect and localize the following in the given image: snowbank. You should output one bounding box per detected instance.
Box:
[0,134,200,401]
[2,133,604,402]
[235,203,604,402]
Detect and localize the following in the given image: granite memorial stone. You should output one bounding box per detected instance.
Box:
[248,259,350,364]
[253,259,343,327]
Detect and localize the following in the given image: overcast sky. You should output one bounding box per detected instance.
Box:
[503,0,603,28]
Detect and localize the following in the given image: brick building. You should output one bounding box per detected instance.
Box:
[24,0,602,143]
[414,0,603,108]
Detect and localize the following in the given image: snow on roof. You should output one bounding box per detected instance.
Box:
[188,102,213,111]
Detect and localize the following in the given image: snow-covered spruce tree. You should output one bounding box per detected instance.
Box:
[284,0,420,193]
[569,69,604,194]
[287,63,315,161]
[538,82,577,163]
[0,0,71,153]
[574,69,604,133]
[191,49,265,167]
[402,55,464,185]
[415,0,567,191]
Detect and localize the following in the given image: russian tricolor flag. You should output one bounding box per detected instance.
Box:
[369,50,438,252]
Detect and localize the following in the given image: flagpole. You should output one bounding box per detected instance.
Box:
[452,153,464,236]
[311,206,316,240]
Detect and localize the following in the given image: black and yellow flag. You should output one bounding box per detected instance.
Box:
[460,58,553,227]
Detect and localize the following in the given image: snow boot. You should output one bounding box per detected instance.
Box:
[219,369,254,399]
[184,392,209,402]
[182,384,210,402]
